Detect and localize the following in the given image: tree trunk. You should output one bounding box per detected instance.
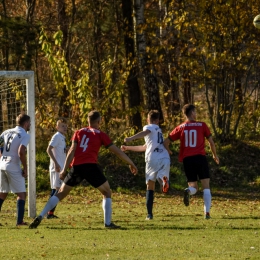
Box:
[1,0,9,70]
[122,0,142,130]
[57,0,71,117]
[134,0,163,122]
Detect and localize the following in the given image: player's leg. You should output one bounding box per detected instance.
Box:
[29,183,72,229]
[47,188,58,218]
[157,158,170,193]
[40,183,72,217]
[47,171,61,219]
[0,192,8,210]
[29,165,81,229]
[0,170,10,211]
[201,178,211,219]
[96,180,114,227]
[16,192,26,225]
[146,180,155,220]
[183,156,199,206]
[85,164,119,228]
[7,170,27,225]
[197,155,211,218]
[145,161,158,220]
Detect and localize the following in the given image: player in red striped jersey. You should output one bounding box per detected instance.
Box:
[164,104,219,219]
[29,110,138,229]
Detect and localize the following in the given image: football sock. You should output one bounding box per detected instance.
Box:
[0,198,4,211]
[188,187,197,195]
[39,196,60,217]
[102,198,112,225]
[146,190,154,215]
[48,189,58,214]
[49,189,57,198]
[17,199,25,224]
[203,189,211,213]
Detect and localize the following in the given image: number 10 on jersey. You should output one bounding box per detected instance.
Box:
[184,130,197,147]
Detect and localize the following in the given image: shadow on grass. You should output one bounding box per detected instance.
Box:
[222,216,260,220]
[32,223,260,231]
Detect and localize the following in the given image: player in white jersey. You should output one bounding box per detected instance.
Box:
[0,114,31,226]
[121,110,170,220]
[46,118,68,219]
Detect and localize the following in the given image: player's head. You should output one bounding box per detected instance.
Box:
[182,104,196,120]
[16,113,31,131]
[88,110,101,127]
[56,118,68,135]
[147,110,160,124]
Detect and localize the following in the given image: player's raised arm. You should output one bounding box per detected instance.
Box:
[108,144,138,175]
[124,130,150,143]
[121,144,146,152]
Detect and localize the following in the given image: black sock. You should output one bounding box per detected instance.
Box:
[0,198,4,211]
[48,189,58,214]
[146,190,154,216]
[17,199,25,224]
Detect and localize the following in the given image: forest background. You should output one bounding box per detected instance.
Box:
[0,0,260,192]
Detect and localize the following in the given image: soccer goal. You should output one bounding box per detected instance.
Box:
[0,71,36,218]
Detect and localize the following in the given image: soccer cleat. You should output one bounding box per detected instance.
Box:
[162,176,169,193]
[29,216,42,229]
[205,213,211,219]
[16,221,28,226]
[47,214,59,219]
[145,214,153,220]
[104,222,121,229]
[183,188,190,206]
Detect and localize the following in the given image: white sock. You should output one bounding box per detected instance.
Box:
[188,187,197,195]
[39,196,60,217]
[102,198,112,225]
[203,189,211,213]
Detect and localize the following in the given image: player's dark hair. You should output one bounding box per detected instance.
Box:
[148,110,160,121]
[16,113,30,126]
[182,104,195,117]
[88,110,101,122]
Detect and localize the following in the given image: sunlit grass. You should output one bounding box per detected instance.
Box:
[0,187,259,259]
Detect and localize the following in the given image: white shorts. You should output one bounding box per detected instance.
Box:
[50,170,63,189]
[145,157,170,184]
[0,169,26,193]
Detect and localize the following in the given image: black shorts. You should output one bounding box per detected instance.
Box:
[183,155,210,182]
[64,163,107,188]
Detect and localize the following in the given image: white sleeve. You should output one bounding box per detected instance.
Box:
[20,134,30,147]
[49,134,59,148]
[143,125,154,133]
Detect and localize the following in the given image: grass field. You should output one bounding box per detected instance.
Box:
[0,187,259,260]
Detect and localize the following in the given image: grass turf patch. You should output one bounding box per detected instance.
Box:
[0,187,259,260]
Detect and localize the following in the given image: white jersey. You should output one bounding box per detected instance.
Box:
[143,124,169,162]
[49,132,66,172]
[0,126,30,172]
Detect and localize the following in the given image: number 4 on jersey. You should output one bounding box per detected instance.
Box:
[80,135,89,152]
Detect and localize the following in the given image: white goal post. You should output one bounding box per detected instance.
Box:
[0,71,36,218]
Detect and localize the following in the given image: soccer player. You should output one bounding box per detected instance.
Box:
[121,110,170,220]
[0,113,31,226]
[163,104,219,219]
[46,118,68,219]
[29,110,138,229]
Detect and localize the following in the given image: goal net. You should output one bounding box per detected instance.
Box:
[0,71,36,218]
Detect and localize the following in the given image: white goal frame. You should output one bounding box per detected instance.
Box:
[0,71,36,218]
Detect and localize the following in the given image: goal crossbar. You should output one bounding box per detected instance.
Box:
[0,71,36,218]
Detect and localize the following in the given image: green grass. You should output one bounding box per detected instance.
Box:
[0,187,259,260]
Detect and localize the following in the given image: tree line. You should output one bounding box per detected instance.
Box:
[0,0,260,141]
